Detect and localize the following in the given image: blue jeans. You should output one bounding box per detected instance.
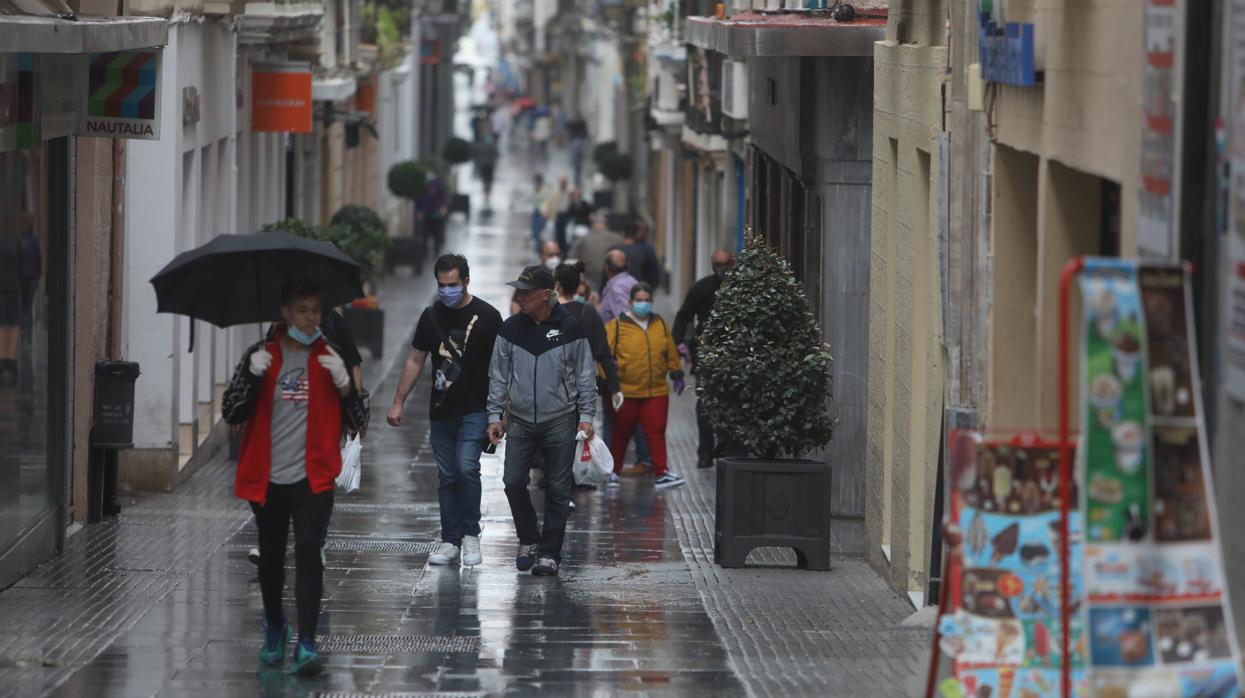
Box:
[530,210,547,254]
[502,411,577,562]
[602,402,651,465]
[429,411,488,546]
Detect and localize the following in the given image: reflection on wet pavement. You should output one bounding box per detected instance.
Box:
[38,126,745,697]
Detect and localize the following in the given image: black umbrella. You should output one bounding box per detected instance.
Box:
[150,231,365,331]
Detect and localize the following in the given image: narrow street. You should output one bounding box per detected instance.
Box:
[0,85,925,697]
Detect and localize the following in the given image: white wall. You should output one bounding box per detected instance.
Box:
[124,23,287,459]
[377,55,416,234]
[124,26,182,452]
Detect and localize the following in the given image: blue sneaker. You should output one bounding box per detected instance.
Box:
[259,620,291,665]
[515,543,539,571]
[289,638,325,676]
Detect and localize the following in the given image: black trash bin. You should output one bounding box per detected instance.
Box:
[92,360,141,448]
[90,361,139,523]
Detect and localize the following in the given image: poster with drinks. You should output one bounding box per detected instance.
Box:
[1078,259,1242,697]
[936,433,1088,697]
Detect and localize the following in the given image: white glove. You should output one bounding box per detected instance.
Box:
[317,347,350,389]
[249,349,273,377]
[612,392,625,411]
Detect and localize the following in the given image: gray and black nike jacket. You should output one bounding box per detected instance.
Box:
[487,302,597,425]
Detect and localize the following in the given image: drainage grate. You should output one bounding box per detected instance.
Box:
[316,693,485,698]
[323,539,436,554]
[317,634,480,654]
[334,503,437,514]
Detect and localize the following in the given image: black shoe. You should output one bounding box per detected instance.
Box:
[248,548,262,566]
[532,557,559,576]
[516,543,539,572]
[697,456,714,469]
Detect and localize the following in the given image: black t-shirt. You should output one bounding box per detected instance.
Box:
[411,297,502,420]
[322,309,364,369]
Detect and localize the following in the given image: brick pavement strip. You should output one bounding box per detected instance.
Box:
[661,389,930,697]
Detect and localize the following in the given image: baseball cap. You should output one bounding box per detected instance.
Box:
[507,265,555,291]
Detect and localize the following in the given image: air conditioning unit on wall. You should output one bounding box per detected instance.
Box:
[721,60,748,120]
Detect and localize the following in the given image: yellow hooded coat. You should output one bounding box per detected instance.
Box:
[604,313,683,399]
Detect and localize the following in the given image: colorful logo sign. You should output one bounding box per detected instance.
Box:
[252,64,312,133]
[81,51,161,140]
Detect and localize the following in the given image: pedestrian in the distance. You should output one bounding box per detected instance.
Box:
[567,118,588,185]
[603,282,686,489]
[598,249,637,324]
[222,276,367,675]
[474,133,499,210]
[568,217,624,291]
[388,255,502,567]
[417,174,449,255]
[487,265,597,577]
[554,261,624,430]
[672,249,735,469]
[616,219,660,288]
[529,174,549,255]
[595,250,653,469]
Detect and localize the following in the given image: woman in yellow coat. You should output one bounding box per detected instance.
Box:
[604,283,686,489]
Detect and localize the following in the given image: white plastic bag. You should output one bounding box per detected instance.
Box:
[336,435,362,493]
[573,431,613,486]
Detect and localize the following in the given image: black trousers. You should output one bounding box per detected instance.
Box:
[695,397,718,459]
[250,479,333,641]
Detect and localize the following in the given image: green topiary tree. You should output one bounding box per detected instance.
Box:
[599,151,634,182]
[593,141,619,167]
[696,232,834,459]
[329,204,390,281]
[387,160,428,202]
[442,137,474,166]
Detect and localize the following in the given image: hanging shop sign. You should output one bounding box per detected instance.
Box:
[420,39,442,65]
[252,63,312,133]
[80,50,161,140]
[355,77,375,115]
[1078,259,1242,697]
[978,19,1038,87]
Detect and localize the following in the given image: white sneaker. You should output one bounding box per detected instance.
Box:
[461,536,482,566]
[429,542,461,565]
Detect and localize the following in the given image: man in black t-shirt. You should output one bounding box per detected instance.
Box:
[387,254,501,568]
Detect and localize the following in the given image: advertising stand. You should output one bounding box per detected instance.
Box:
[927,257,1243,698]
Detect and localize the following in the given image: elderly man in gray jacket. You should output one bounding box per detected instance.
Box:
[486,265,597,577]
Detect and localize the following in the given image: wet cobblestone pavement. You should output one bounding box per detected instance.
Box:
[0,74,928,696]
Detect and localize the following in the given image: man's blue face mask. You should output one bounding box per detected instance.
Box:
[438,285,465,307]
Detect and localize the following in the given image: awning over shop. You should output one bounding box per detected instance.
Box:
[0,15,167,53]
[686,13,885,58]
[312,76,356,103]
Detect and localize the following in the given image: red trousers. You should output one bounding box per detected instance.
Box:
[609,395,669,477]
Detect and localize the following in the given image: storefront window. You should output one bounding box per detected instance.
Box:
[0,144,53,550]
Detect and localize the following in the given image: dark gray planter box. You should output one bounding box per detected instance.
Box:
[714,458,832,570]
[342,306,385,360]
[385,237,423,273]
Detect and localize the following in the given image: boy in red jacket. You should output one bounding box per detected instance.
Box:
[222,276,366,675]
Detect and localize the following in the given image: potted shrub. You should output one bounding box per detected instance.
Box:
[697,232,835,570]
[386,160,428,272]
[330,204,390,359]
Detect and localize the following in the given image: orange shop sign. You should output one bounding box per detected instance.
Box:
[252,63,311,133]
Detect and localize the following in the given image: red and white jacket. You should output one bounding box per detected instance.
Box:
[222,328,366,504]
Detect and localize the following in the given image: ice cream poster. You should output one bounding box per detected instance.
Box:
[1080,261,1150,544]
[1076,259,1243,695]
[939,436,1087,697]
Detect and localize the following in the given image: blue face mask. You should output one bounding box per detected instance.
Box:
[288,325,322,346]
[573,294,587,304]
[632,301,652,318]
[438,285,465,307]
